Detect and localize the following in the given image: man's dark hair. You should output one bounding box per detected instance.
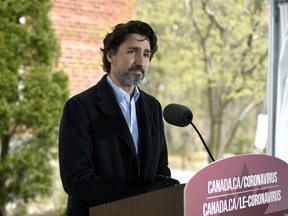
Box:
[100,20,158,73]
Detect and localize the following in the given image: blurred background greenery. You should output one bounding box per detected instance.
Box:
[0,0,269,215]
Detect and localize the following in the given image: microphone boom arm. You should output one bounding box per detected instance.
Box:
[190,122,215,162]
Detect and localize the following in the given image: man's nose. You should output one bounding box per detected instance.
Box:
[135,53,145,66]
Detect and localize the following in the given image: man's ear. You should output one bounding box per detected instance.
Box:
[106,51,114,63]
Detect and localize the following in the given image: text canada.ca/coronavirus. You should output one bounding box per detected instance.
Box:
[208,172,278,194]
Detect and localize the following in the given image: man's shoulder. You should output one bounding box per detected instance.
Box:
[139,89,161,110]
[68,75,109,104]
[139,89,157,102]
[75,75,108,96]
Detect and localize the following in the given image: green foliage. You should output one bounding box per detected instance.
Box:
[138,0,201,104]
[228,137,255,155]
[0,0,69,214]
[137,0,269,160]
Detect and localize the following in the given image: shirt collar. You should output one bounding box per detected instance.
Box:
[107,75,140,103]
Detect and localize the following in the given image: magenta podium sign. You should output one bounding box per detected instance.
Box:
[184,154,288,216]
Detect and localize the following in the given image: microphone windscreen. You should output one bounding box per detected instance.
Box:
[163,103,193,127]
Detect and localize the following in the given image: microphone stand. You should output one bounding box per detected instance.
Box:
[190,121,215,162]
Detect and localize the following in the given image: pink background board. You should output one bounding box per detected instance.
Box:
[184,154,288,216]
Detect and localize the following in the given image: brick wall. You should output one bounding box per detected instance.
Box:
[50,0,136,96]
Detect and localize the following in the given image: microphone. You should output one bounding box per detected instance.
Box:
[163,103,193,127]
[163,103,215,162]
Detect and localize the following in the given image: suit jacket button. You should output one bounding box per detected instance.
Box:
[131,155,135,160]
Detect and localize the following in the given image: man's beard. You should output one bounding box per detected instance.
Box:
[118,66,145,86]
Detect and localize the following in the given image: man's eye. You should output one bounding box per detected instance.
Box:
[128,50,136,54]
[144,53,151,58]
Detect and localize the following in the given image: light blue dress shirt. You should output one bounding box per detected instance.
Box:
[107,75,140,153]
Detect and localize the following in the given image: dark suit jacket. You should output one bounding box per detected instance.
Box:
[59,75,171,215]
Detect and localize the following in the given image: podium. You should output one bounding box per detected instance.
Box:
[89,184,185,216]
[89,154,288,216]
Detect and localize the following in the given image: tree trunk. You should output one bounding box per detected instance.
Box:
[0,135,10,215]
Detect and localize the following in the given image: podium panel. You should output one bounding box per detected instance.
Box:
[89,184,185,216]
[184,154,288,216]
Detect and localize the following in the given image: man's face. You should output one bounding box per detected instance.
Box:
[108,33,151,88]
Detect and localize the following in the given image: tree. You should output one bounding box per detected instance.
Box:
[137,0,268,161]
[0,0,69,214]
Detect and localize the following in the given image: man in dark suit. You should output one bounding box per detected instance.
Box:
[59,20,179,216]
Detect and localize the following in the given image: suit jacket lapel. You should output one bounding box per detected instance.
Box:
[136,92,153,175]
[96,76,138,156]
